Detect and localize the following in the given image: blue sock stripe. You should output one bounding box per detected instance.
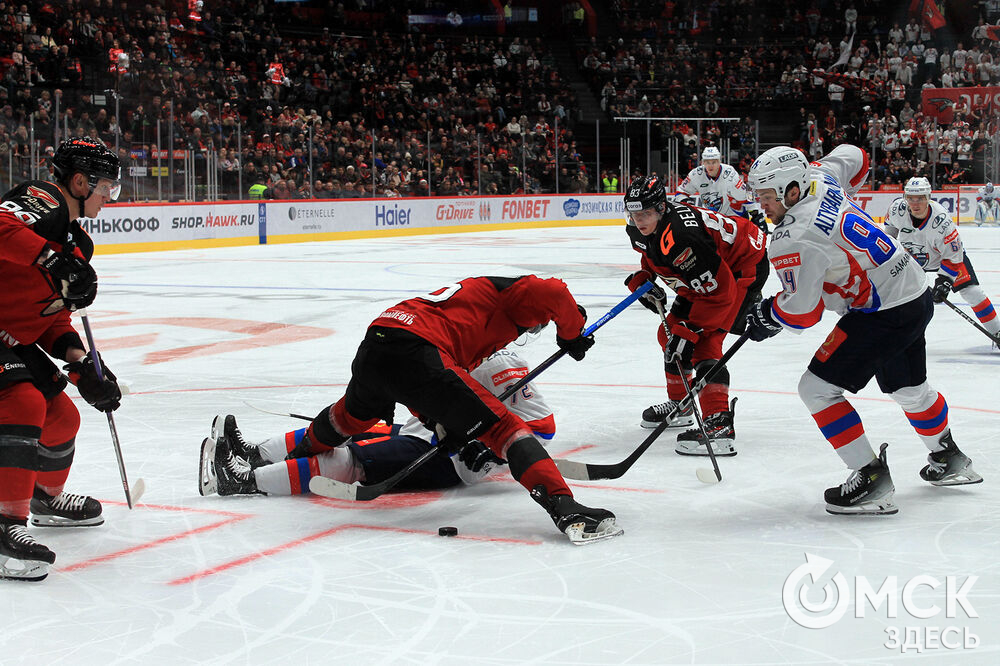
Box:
[974,302,995,318]
[819,411,862,440]
[294,428,307,445]
[295,457,312,494]
[907,404,949,431]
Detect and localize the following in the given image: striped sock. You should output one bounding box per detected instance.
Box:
[904,392,950,450]
[811,400,875,470]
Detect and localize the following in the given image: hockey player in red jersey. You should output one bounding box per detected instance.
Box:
[623,175,769,457]
[0,138,124,582]
[224,275,621,543]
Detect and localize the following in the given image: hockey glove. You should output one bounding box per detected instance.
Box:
[665,321,700,364]
[932,274,954,303]
[457,441,504,474]
[624,270,667,314]
[746,297,783,341]
[747,208,769,234]
[39,250,98,311]
[557,331,595,361]
[65,353,121,412]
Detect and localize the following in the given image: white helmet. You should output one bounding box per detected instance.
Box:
[747,146,809,200]
[701,146,721,161]
[904,176,931,197]
[986,182,994,194]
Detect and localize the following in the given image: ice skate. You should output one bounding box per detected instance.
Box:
[214,432,261,496]
[211,414,264,468]
[0,521,56,582]
[198,436,219,496]
[675,398,737,456]
[30,489,103,527]
[920,432,983,486]
[641,399,695,429]
[825,443,897,515]
[530,485,623,544]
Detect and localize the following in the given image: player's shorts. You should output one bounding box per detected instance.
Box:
[346,434,462,490]
[0,344,68,398]
[808,289,933,394]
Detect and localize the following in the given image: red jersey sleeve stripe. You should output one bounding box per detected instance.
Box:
[772,299,824,330]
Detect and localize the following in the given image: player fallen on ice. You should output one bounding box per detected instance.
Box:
[0,138,124,582]
[623,174,769,457]
[200,348,554,495]
[884,177,1000,346]
[201,275,621,543]
[746,145,982,516]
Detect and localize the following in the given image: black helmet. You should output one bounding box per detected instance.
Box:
[52,138,121,201]
[624,175,666,217]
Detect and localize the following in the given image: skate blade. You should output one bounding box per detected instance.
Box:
[199,437,218,496]
[927,470,984,486]
[30,515,104,527]
[826,498,899,516]
[675,442,737,457]
[564,518,624,545]
[0,556,50,581]
[210,414,226,442]
[640,416,694,429]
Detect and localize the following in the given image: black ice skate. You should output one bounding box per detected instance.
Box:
[640,400,695,429]
[530,485,623,544]
[211,414,265,468]
[825,443,898,515]
[215,431,261,496]
[30,489,103,527]
[1,521,56,581]
[920,432,983,486]
[675,398,737,456]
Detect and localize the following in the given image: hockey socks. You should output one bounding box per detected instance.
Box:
[254,448,365,495]
[810,400,875,470]
[890,385,950,450]
[506,436,571,497]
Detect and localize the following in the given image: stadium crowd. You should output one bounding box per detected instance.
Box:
[1,0,998,199]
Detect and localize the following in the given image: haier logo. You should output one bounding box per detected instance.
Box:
[563,198,581,217]
[375,204,411,226]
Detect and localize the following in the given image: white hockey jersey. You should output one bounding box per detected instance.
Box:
[977,185,997,202]
[766,145,927,330]
[674,163,751,216]
[883,197,964,279]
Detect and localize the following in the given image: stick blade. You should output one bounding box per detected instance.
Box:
[696,467,721,484]
[130,478,146,504]
[554,458,594,480]
[308,475,362,501]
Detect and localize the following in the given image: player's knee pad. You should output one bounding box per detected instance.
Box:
[888,381,937,412]
[797,370,845,412]
[694,360,728,386]
[956,282,987,304]
[478,411,531,459]
[41,391,80,446]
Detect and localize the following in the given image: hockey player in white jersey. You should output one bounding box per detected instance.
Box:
[745,144,982,516]
[675,146,754,217]
[974,181,1000,226]
[199,348,555,496]
[885,177,999,342]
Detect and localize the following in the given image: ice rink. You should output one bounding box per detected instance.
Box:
[4,224,999,664]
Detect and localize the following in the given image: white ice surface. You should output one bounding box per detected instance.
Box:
[4,226,999,665]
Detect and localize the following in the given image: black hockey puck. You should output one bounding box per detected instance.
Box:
[438,526,458,537]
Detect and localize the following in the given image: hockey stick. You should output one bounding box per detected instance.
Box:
[309,282,655,501]
[554,332,749,481]
[650,299,722,483]
[77,309,141,508]
[244,401,313,422]
[941,298,1000,345]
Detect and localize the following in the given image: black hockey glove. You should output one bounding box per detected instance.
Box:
[665,321,700,364]
[932,274,954,303]
[457,441,504,474]
[39,250,98,311]
[65,353,121,412]
[624,270,667,314]
[747,208,769,234]
[746,297,783,342]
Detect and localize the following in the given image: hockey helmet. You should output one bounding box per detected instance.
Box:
[52,138,122,201]
[747,146,809,201]
[986,182,994,194]
[903,176,931,198]
[624,175,667,217]
[701,146,721,161]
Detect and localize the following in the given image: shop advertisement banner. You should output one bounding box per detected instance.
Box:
[83,202,260,245]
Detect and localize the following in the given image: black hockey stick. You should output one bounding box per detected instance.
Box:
[554,332,749,481]
[309,282,655,501]
[942,298,1000,345]
[244,401,313,422]
[78,308,143,508]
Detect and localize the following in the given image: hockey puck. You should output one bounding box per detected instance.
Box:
[438,526,458,537]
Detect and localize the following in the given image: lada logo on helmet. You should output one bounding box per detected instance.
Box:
[779,153,799,163]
